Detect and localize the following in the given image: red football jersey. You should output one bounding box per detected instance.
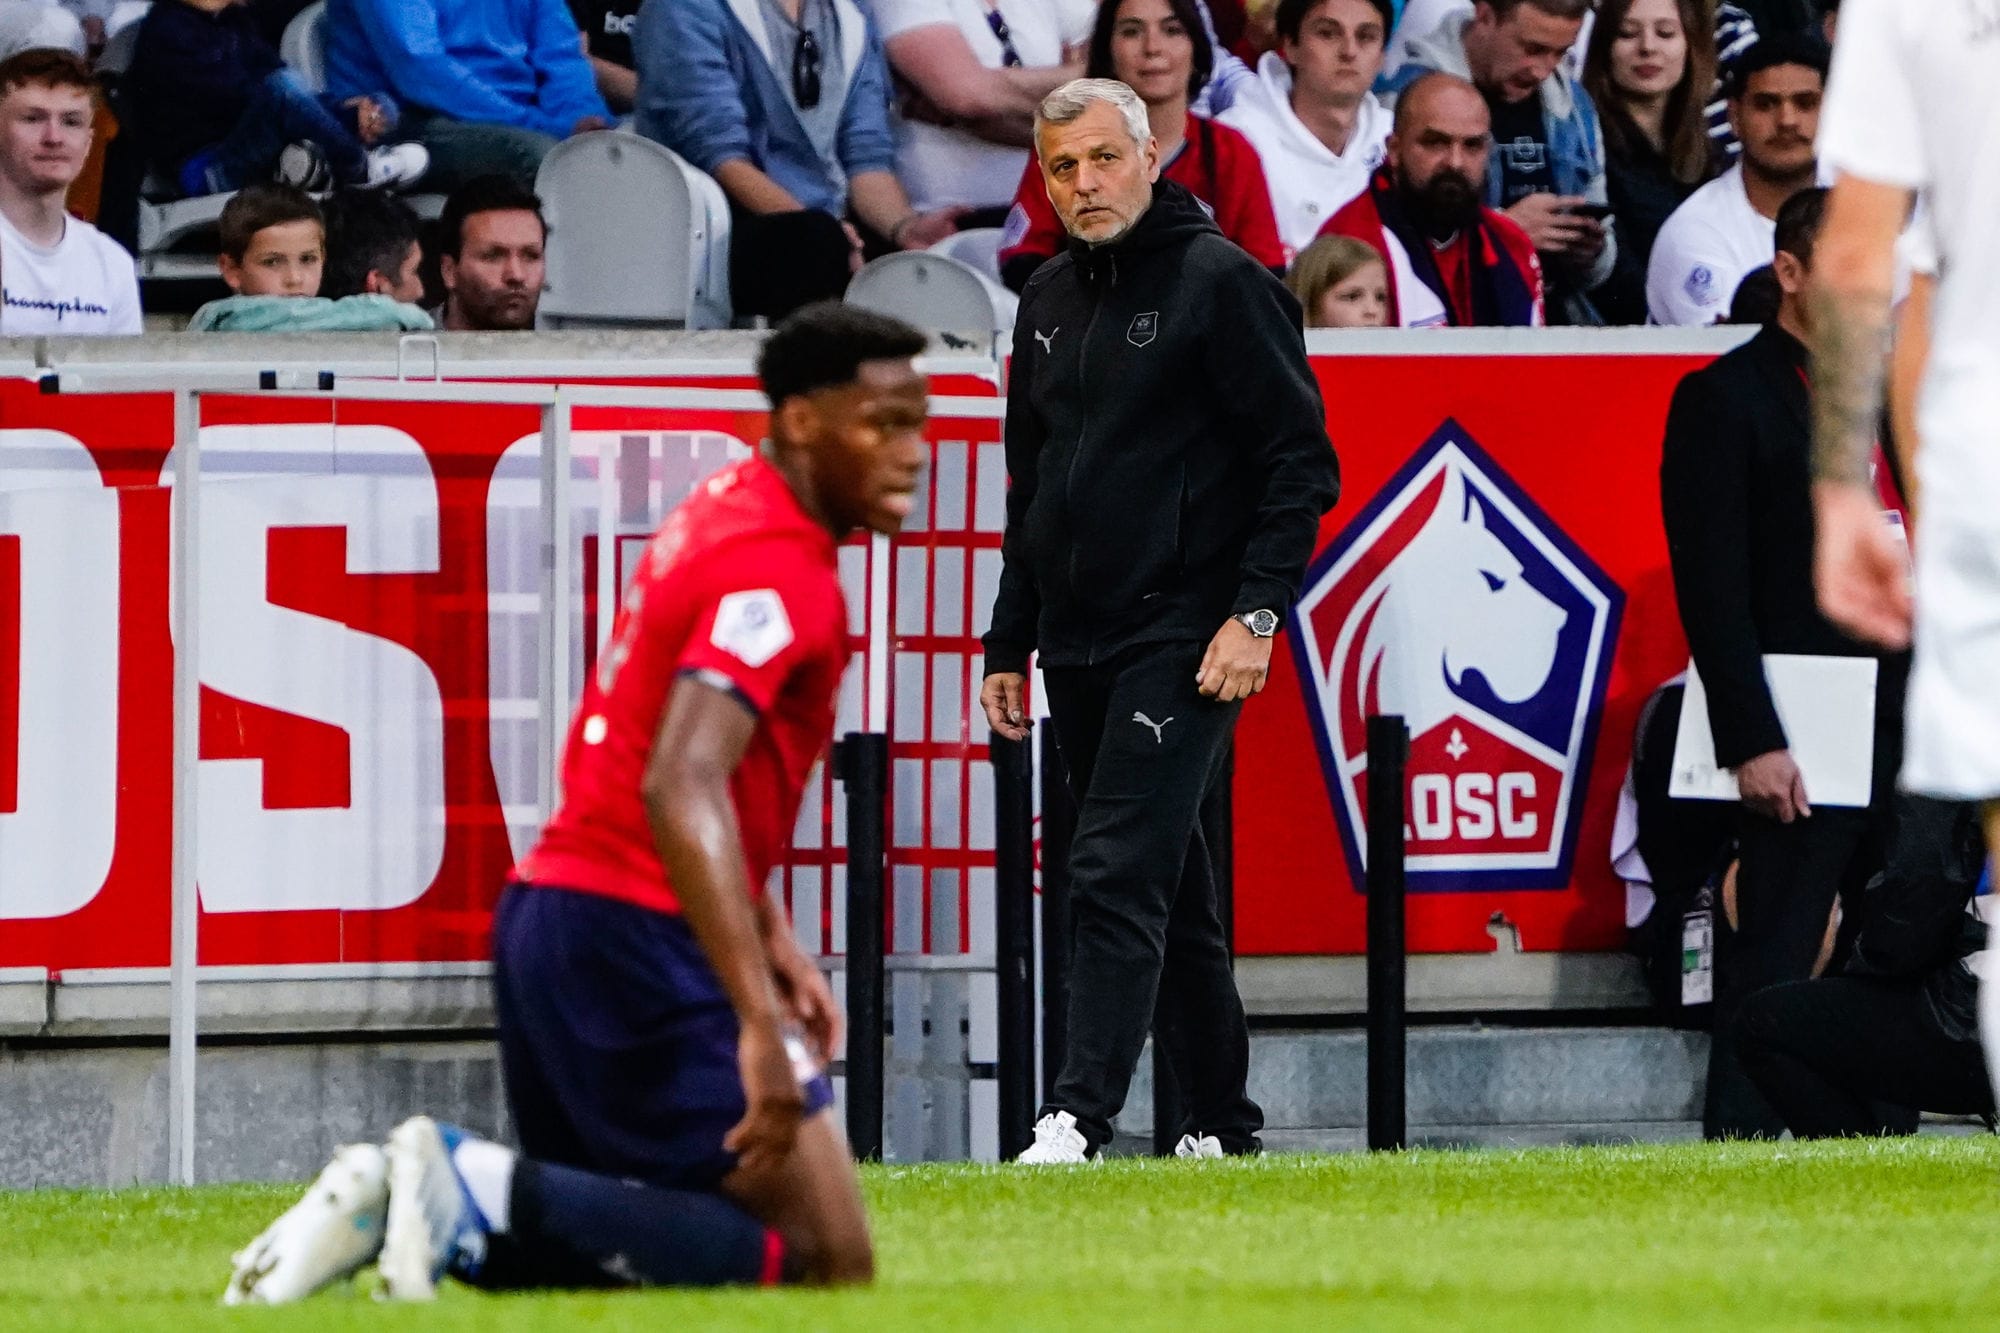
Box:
[513,457,849,915]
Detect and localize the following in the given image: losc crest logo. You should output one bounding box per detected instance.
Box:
[1290,423,1621,891]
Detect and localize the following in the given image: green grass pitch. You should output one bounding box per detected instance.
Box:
[5,1136,1996,1330]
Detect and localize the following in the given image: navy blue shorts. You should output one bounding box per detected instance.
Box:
[492,882,836,1191]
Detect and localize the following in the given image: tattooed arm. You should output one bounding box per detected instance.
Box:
[1888,271,1935,519]
[1808,174,1917,648]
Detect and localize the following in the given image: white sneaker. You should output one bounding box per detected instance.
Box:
[378,1116,489,1301]
[221,1143,389,1305]
[361,143,429,190]
[1174,1133,1225,1159]
[1016,1110,1093,1164]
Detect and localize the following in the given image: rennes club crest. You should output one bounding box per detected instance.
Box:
[1290,423,1622,891]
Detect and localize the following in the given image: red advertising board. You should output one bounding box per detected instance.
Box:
[1234,351,1709,955]
[0,376,1005,973]
[1,346,1714,976]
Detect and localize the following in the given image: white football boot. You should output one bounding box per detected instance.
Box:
[1173,1133,1225,1159]
[378,1116,491,1301]
[221,1143,390,1305]
[1016,1110,1094,1164]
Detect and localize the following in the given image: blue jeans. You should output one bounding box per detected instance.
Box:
[180,70,399,195]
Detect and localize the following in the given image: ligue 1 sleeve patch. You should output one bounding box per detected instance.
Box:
[711,588,794,668]
[1684,264,1716,305]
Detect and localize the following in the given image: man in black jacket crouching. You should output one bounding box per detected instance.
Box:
[1736,793,1993,1138]
[981,77,1339,1164]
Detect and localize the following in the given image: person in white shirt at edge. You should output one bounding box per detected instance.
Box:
[1804,0,2000,1110]
[1644,33,1822,326]
[875,0,1094,217]
[0,48,140,336]
[1217,0,1391,261]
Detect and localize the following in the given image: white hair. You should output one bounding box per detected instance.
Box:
[1033,78,1151,157]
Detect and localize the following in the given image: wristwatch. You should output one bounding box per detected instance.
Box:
[1235,609,1281,638]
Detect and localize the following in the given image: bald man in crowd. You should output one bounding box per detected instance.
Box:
[1318,72,1546,327]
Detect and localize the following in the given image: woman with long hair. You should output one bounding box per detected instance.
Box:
[996,0,1284,291]
[1581,0,1718,324]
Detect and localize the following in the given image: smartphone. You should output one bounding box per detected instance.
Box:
[1565,202,1613,221]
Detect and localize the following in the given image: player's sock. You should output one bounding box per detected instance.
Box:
[449,1137,516,1233]
[467,1158,795,1289]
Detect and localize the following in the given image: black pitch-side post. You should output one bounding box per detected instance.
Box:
[836,732,889,1161]
[1037,718,1075,1103]
[992,731,1038,1160]
[1365,715,1410,1152]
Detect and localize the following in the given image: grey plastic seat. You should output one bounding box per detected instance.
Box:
[845,250,1017,348]
[534,131,732,330]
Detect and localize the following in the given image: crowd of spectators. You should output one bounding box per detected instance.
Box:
[0,0,1846,334]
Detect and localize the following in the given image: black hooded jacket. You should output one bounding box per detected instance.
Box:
[982,180,1339,674]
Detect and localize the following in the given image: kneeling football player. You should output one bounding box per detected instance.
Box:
[224,303,931,1302]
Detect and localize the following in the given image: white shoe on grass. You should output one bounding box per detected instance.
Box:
[221,1143,389,1305]
[1017,1110,1093,1164]
[1174,1133,1225,1159]
[378,1115,490,1301]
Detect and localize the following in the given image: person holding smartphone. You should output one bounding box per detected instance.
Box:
[1383,0,1619,324]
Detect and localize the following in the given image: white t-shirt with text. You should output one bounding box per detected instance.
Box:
[0,209,142,336]
[1644,163,1771,326]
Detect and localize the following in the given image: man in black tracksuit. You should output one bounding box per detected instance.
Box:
[980,79,1338,1162]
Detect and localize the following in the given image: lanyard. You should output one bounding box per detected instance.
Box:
[984,6,1023,67]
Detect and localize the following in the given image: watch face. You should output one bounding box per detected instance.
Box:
[1247,609,1279,637]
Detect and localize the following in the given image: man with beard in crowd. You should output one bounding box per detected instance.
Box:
[1318,71,1543,326]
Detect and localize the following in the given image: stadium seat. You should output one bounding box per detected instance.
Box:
[845,250,1017,346]
[926,226,1006,284]
[534,131,732,330]
[281,1,328,94]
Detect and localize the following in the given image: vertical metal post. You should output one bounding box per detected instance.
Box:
[1365,714,1409,1152]
[991,732,1037,1159]
[536,401,573,821]
[593,409,618,662]
[837,732,889,1160]
[1036,718,1073,1103]
[167,389,202,1185]
[866,533,890,732]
